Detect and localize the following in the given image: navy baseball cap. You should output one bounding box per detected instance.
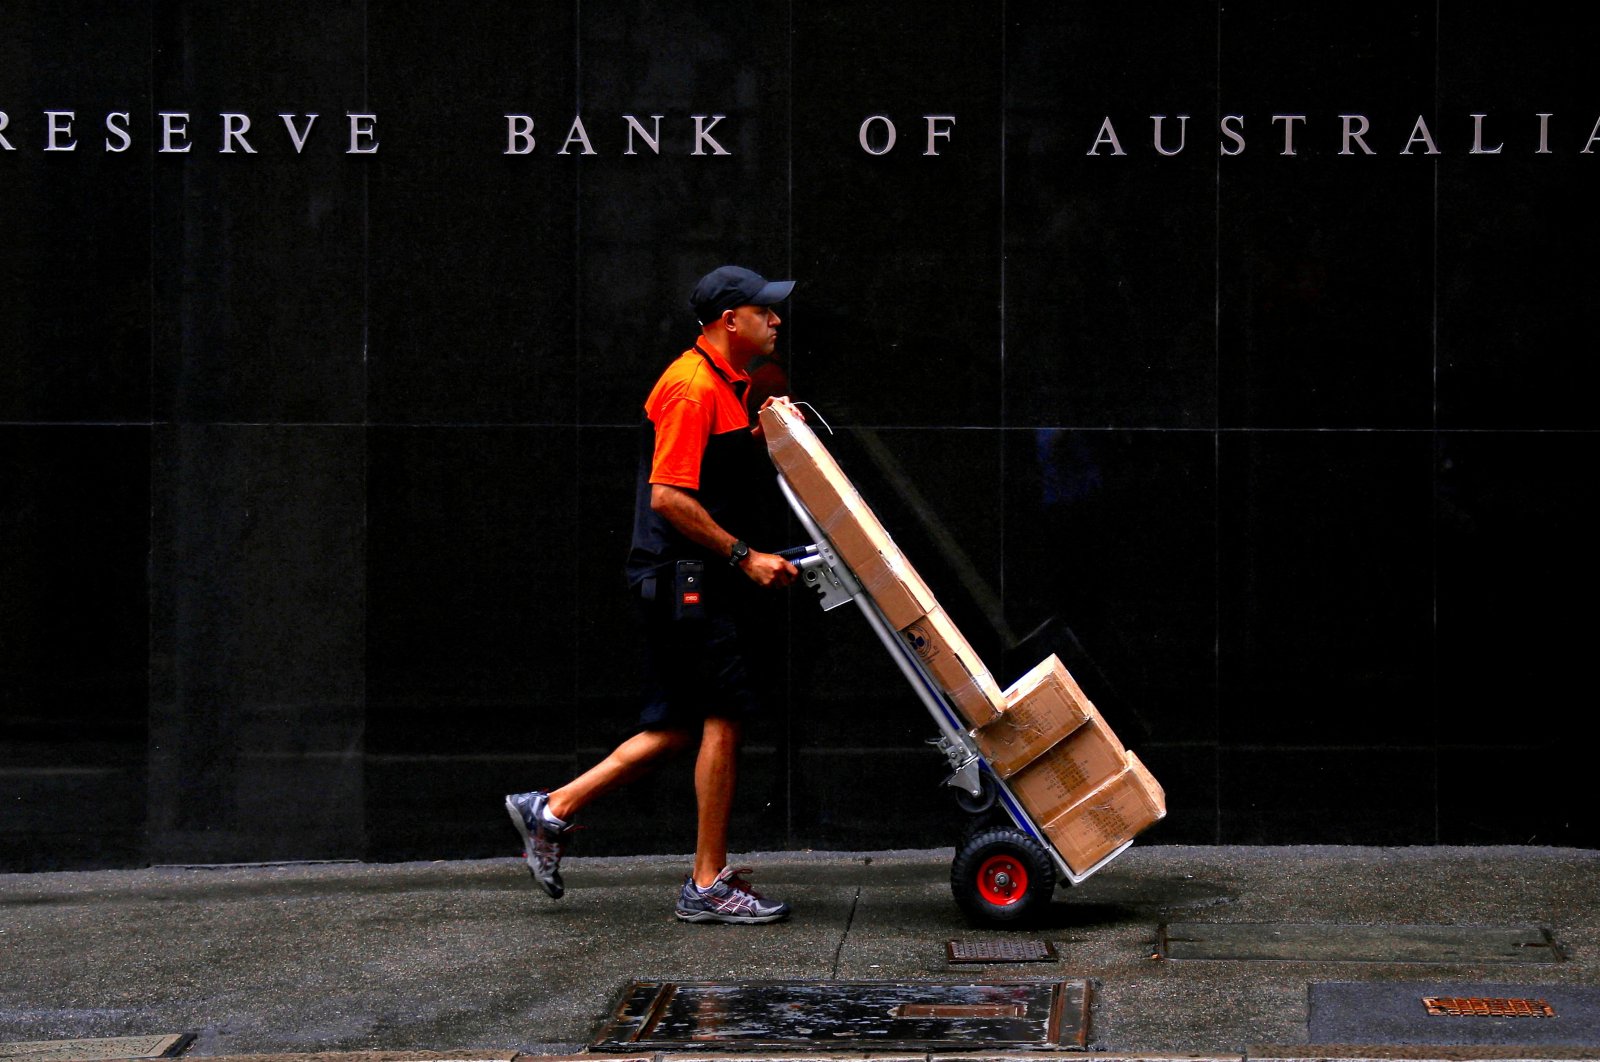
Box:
[690,265,795,324]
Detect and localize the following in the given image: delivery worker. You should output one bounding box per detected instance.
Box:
[505,265,799,924]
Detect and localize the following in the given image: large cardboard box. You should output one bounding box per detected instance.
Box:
[1004,711,1127,824]
[817,492,939,629]
[1040,750,1166,874]
[761,400,858,529]
[761,399,1004,725]
[899,607,1004,726]
[972,654,1096,778]
[761,400,935,628]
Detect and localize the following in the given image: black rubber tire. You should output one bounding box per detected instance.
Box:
[950,826,1057,926]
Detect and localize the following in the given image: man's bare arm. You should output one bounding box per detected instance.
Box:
[650,484,797,588]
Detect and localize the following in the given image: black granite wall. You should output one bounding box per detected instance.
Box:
[4,2,1596,870]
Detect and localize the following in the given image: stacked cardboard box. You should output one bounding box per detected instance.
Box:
[985,654,1164,871]
[760,398,1164,873]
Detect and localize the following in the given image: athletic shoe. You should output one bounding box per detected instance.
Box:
[675,865,791,924]
[504,790,569,898]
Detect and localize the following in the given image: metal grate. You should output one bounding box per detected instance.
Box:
[946,938,1058,964]
[1425,995,1557,1018]
[591,978,1089,1051]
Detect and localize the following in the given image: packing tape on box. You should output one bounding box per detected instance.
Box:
[855,560,908,602]
[1008,715,1052,739]
[946,673,982,699]
[946,673,1001,713]
[818,501,876,541]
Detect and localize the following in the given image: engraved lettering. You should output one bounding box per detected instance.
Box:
[280,113,319,154]
[691,113,731,156]
[44,110,76,151]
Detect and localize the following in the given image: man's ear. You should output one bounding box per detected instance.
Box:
[721,309,738,331]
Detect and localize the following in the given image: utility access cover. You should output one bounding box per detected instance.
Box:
[0,1035,192,1062]
[591,978,1089,1051]
[1160,922,1563,963]
[1308,982,1600,1046]
[947,938,1059,964]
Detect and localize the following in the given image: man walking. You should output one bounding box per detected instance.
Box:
[506,265,799,924]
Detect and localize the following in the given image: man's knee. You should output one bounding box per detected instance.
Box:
[638,727,696,755]
[701,714,741,750]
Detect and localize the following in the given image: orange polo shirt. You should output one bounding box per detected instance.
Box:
[644,343,752,490]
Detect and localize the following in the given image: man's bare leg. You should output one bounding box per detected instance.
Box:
[692,715,741,888]
[546,728,692,822]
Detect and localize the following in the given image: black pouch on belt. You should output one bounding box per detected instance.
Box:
[670,559,706,621]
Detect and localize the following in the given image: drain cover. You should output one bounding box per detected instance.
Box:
[0,1035,191,1062]
[1160,922,1563,963]
[1309,982,1600,1046]
[591,978,1089,1051]
[947,938,1059,964]
[1424,995,1557,1018]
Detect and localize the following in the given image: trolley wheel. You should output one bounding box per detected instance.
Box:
[950,827,1056,926]
[952,771,999,815]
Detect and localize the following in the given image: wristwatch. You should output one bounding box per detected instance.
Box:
[728,539,750,567]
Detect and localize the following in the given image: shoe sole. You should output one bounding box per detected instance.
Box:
[675,908,790,924]
[504,796,563,899]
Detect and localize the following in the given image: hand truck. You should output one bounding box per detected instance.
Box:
[776,477,1132,926]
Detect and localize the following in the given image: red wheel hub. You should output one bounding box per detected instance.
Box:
[976,853,1029,906]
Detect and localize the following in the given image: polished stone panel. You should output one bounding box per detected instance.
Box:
[1005,2,1218,429]
[0,7,152,423]
[367,3,579,426]
[364,425,580,860]
[1434,430,1598,848]
[575,1,793,427]
[149,2,368,426]
[1217,431,1433,747]
[790,2,1003,429]
[1218,747,1435,845]
[0,426,150,871]
[1001,429,1217,746]
[1217,2,1437,430]
[147,426,366,864]
[1436,9,1600,429]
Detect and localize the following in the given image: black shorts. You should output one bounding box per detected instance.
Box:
[635,578,760,731]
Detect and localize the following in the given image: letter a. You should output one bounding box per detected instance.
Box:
[1087,117,1126,156]
[558,115,596,155]
[1400,115,1440,155]
[1580,115,1600,154]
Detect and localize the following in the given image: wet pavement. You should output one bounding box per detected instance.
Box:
[2,846,1597,1061]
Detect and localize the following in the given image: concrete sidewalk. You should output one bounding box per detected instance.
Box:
[2,846,1598,1061]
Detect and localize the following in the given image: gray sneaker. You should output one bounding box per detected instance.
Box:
[504,790,569,898]
[675,865,791,924]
